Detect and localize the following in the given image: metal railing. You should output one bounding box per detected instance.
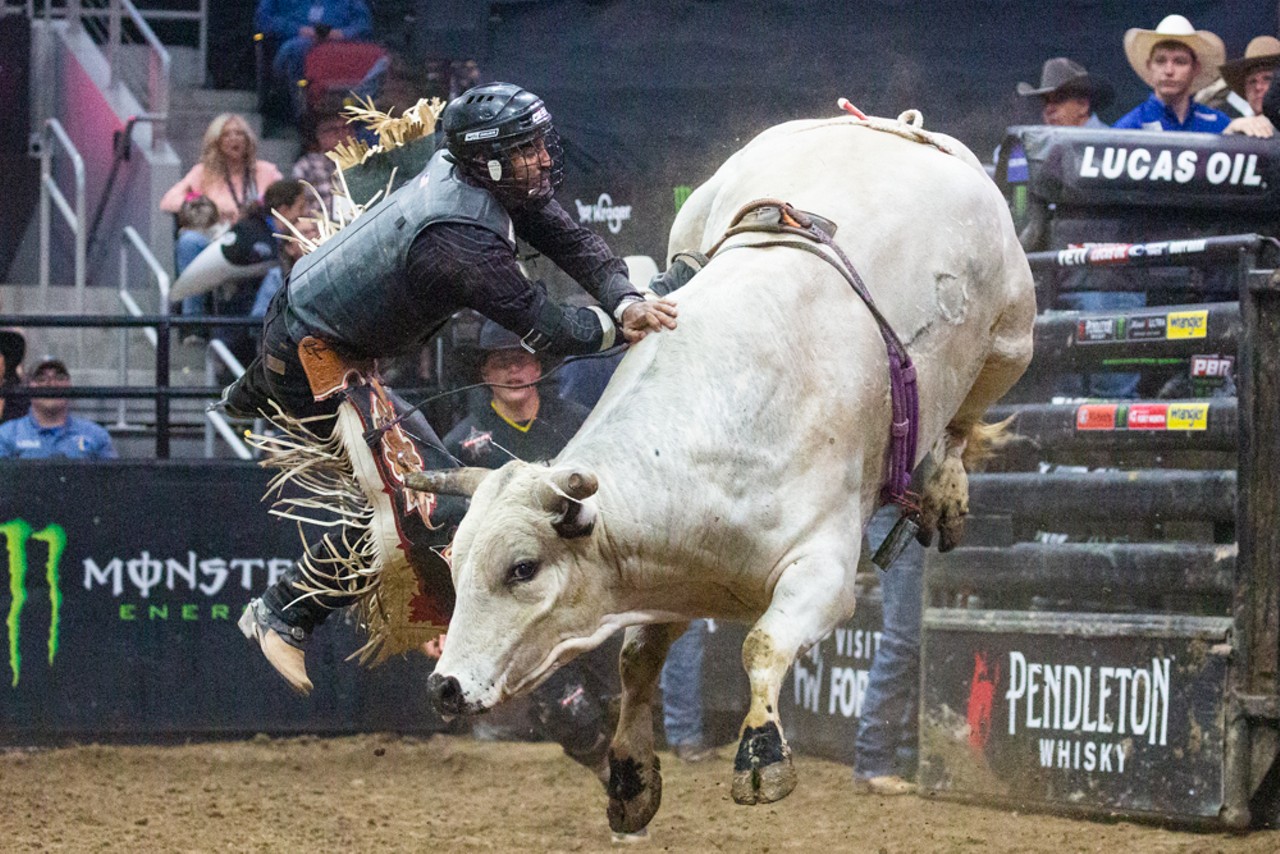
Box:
[38,118,87,362]
[118,226,251,459]
[0,313,258,459]
[34,1,175,148]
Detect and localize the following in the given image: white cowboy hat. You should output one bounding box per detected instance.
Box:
[1123,14,1226,92]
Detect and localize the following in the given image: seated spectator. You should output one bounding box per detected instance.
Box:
[292,103,356,215]
[1220,36,1280,139]
[250,181,320,320]
[444,321,590,467]
[0,359,116,460]
[0,328,29,425]
[1113,15,1230,133]
[1016,58,1114,129]
[159,114,283,317]
[255,0,373,118]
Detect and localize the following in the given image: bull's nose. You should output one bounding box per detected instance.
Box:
[427,672,465,715]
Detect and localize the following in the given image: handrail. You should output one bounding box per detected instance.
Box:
[106,0,170,149]
[204,338,251,460]
[115,226,250,459]
[118,225,169,427]
[38,117,87,363]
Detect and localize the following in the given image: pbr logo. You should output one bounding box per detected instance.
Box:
[1191,354,1233,379]
[2,519,66,688]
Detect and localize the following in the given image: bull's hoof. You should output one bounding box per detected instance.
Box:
[731,722,797,805]
[606,752,663,834]
[937,513,967,553]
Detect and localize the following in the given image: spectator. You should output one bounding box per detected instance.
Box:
[1220,36,1280,139]
[852,506,924,795]
[444,321,590,466]
[0,359,116,460]
[159,114,283,316]
[1016,57,1114,128]
[1113,15,1230,133]
[440,320,615,780]
[0,328,28,425]
[255,0,373,115]
[291,104,356,215]
[250,187,319,321]
[660,619,717,762]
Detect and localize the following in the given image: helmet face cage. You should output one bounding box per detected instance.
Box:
[462,126,564,209]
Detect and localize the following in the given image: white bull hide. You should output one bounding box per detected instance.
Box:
[424,115,1035,831]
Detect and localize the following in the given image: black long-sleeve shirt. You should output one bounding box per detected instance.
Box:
[401,198,638,357]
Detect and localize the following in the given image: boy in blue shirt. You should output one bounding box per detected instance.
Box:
[0,359,116,460]
[1114,15,1230,133]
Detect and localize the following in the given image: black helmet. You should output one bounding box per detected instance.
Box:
[442,82,564,208]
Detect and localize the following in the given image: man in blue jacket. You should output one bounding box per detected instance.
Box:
[0,359,116,460]
[1113,14,1230,133]
[255,0,373,108]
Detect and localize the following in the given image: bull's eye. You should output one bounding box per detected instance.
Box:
[507,560,540,585]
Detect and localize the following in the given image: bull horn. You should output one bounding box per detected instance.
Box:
[404,467,490,497]
[539,467,599,539]
[550,467,599,501]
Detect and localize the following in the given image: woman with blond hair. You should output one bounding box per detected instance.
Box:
[160,113,283,318]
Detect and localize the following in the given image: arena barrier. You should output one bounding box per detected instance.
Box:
[0,461,448,741]
[917,234,1279,826]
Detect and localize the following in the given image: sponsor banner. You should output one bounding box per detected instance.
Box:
[1073,309,1210,345]
[0,462,446,739]
[1074,403,1210,433]
[1016,127,1280,211]
[920,620,1227,817]
[1076,404,1117,431]
[573,192,633,235]
[776,596,884,764]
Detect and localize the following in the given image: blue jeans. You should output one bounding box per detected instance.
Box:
[1056,290,1146,399]
[660,618,707,747]
[854,507,923,779]
[175,229,213,318]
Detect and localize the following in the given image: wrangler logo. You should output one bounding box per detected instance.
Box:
[1166,311,1208,339]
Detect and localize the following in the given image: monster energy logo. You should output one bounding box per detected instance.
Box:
[2,519,66,687]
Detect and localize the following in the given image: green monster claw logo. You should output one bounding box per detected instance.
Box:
[2,519,66,687]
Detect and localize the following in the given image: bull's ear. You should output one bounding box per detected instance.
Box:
[540,467,599,539]
[404,467,490,497]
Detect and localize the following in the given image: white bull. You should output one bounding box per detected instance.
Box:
[412,114,1035,833]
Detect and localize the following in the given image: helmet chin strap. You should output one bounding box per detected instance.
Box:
[487,159,503,181]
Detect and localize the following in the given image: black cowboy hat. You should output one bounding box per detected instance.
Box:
[1221,36,1280,98]
[1017,57,1116,112]
[0,328,26,373]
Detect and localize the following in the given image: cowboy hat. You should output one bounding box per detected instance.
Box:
[1124,14,1226,92]
[1220,35,1280,98]
[0,328,26,373]
[1017,57,1115,111]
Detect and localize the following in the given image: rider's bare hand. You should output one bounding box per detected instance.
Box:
[621,299,678,344]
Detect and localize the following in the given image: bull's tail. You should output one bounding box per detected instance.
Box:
[958,414,1017,471]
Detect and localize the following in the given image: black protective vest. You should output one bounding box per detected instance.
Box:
[285,150,515,348]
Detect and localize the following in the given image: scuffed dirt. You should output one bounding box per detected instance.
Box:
[2,734,1277,852]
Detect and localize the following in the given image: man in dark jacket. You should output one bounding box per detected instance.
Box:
[228,82,681,695]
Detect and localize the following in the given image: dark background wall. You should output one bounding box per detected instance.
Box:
[408,0,1276,258]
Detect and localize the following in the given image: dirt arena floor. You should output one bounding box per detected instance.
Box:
[3,733,1278,853]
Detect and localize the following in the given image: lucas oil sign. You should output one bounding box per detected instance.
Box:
[919,615,1229,817]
